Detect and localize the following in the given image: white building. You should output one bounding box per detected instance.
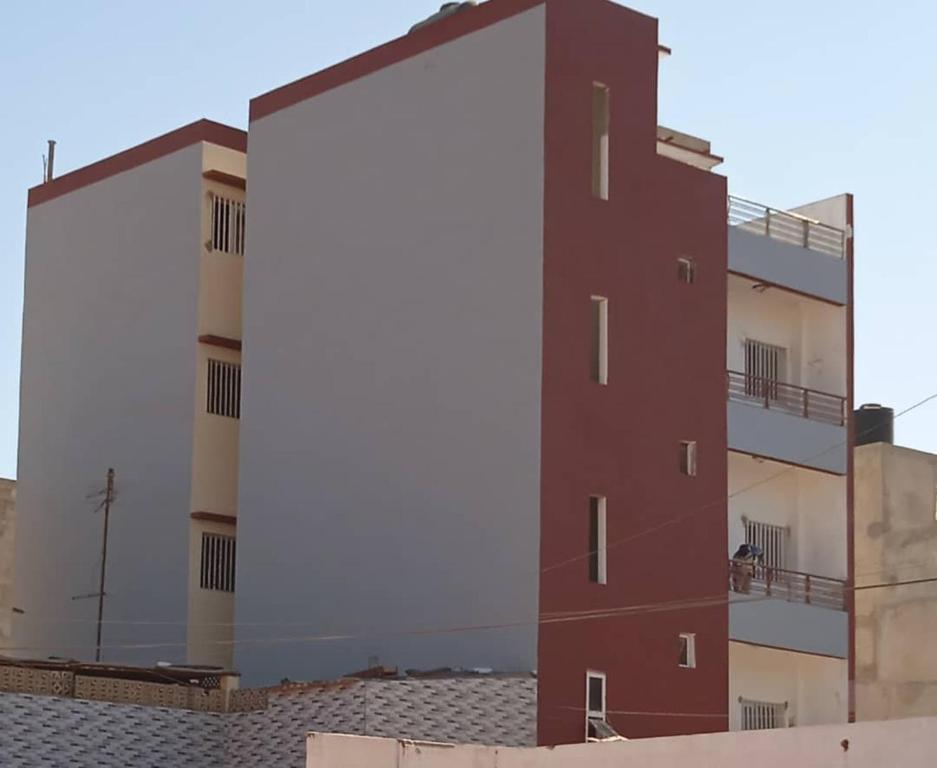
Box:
[13,120,246,668]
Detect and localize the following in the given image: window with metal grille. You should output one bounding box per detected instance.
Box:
[744,339,786,399]
[207,359,241,419]
[210,194,246,255]
[200,533,236,592]
[740,698,787,730]
[744,518,788,570]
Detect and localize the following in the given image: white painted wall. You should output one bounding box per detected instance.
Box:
[728,641,846,730]
[791,194,849,231]
[12,144,206,664]
[728,453,846,578]
[307,717,937,768]
[727,274,846,396]
[238,7,547,683]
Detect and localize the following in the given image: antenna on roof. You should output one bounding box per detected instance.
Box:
[42,139,57,183]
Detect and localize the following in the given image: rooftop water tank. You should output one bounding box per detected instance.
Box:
[854,403,894,446]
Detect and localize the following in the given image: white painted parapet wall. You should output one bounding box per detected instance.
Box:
[307,716,937,768]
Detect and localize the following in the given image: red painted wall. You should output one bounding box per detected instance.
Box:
[537,0,729,745]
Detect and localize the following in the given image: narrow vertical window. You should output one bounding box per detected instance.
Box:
[588,496,607,584]
[586,671,606,721]
[680,440,697,476]
[677,257,696,284]
[592,83,610,199]
[207,359,242,419]
[744,339,786,401]
[209,193,247,256]
[591,296,608,385]
[678,633,696,668]
[200,533,236,592]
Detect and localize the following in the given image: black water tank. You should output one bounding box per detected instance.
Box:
[854,403,894,446]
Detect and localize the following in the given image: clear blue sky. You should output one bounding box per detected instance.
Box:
[1,0,935,479]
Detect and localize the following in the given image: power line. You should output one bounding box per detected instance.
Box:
[541,388,937,576]
[3,592,767,654]
[557,704,726,720]
[9,394,937,651]
[10,569,937,655]
[854,575,937,591]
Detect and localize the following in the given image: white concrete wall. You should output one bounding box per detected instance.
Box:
[791,194,849,231]
[728,642,846,730]
[727,229,847,305]
[727,274,846,397]
[728,453,846,578]
[12,144,207,664]
[238,7,547,683]
[855,443,937,719]
[307,716,937,768]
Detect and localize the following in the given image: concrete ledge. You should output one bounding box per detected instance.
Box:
[729,228,847,305]
[729,593,848,658]
[728,400,847,475]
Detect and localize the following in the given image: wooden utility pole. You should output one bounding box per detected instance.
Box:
[95,468,114,663]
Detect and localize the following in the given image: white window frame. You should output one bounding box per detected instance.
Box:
[585,670,607,739]
[678,633,696,668]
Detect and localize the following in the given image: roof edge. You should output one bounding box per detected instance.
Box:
[249,0,546,123]
[27,119,247,209]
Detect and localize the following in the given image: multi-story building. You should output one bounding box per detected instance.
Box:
[238,0,853,744]
[12,120,246,668]
[0,478,15,645]
[9,0,853,746]
[854,407,937,721]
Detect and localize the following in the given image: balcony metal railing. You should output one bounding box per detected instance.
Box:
[728,195,845,259]
[729,560,846,611]
[727,370,846,426]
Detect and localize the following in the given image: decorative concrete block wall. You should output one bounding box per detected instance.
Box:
[0,692,226,768]
[0,675,537,767]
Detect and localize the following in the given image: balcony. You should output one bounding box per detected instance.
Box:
[727,195,848,304]
[727,371,845,427]
[728,561,846,612]
[728,560,848,658]
[727,371,847,475]
[728,196,845,259]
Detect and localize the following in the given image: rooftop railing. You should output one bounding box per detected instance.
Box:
[727,370,846,427]
[729,560,846,611]
[728,195,845,259]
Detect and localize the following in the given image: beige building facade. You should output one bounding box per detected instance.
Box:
[0,479,15,644]
[855,440,937,720]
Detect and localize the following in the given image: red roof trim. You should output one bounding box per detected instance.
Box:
[27,119,247,209]
[249,0,546,123]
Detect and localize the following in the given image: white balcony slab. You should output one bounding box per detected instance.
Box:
[728,399,847,475]
[729,228,847,305]
[730,592,848,658]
